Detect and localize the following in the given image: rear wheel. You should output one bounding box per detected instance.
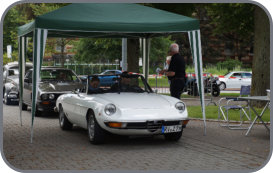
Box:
[22,102,28,110]
[59,105,73,130]
[164,128,183,141]
[211,86,220,97]
[87,111,106,144]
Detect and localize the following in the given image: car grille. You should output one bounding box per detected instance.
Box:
[147,120,163,132]
[124,120,181,132]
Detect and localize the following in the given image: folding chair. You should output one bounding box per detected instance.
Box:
[218,85,251,129]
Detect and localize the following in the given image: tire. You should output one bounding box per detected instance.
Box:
[164,128,183,141]
[4,90,12,105]
[211,86,220,97]
[87,111,106,144]
[59,105,73,130]
[219,82,226,90]
[22,103,28,111]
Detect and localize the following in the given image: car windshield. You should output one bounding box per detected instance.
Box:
[40,69,79,82]
[87,74,153,94]
[224,72,232,77]
[8,66,32,76]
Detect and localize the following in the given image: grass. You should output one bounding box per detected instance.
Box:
[148,77,169,87]
[187,105,270,122]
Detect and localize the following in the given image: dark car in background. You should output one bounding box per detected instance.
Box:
[22,67,84,116]
[3,62,33,105]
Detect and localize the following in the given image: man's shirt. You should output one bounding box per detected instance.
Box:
[168,53,186,80]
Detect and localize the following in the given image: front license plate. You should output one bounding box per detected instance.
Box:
[162,125,182,133]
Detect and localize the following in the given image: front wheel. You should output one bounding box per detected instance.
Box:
[4,90,12,105]
[219,82,226,90]
[164,128,183,141]
[87,111,106,144]
[59,105,73,130]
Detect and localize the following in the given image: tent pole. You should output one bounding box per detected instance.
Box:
[188,30,206,136]
[122,38,127,71]
[143,38,150,81]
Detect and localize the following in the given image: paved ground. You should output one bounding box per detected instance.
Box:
[2,104,270,171]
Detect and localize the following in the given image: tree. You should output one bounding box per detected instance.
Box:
[204,4,255,61]
[75,38,122,64]
[149,36,173,70]
[251,6,270,101]
[127,39,140,73]
[29,3,69,67]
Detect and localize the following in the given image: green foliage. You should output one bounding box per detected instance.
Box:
[205,4,255,39]
[149,36,173,69]
[74,38,122,63]
[29,3,68,16]
[216,58,242,71]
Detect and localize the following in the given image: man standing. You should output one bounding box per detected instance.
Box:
[161,43,186,99]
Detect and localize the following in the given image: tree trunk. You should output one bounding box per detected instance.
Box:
[59,38,66,67]
[127,39,140,73]
[251,6,270,106]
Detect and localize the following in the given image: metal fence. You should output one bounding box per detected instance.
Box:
[153,73,219,105]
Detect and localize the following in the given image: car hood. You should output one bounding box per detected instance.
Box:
[39,81,83,92]
[7,75,19,85]
[95,93,174,109]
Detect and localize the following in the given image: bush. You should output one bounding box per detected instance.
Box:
[216,58,242,71]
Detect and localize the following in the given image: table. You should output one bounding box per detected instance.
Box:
[237,96,270,136]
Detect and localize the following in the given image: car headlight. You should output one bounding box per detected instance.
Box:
[175,102,185,112]
[49,94,55,100]
[104,104,116,116]
[41,94,48,100]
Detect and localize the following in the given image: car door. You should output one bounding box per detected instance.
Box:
[241,72,252,86]
[226,72,242,88]
[62,93,87,126]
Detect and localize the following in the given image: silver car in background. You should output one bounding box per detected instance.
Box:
[3,62,33,105]
[22,67,84,116]
[218,71,252,90]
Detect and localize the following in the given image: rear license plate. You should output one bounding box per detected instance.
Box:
[162,125,182,133]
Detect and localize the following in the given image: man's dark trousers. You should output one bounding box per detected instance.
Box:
[170,78,185,99]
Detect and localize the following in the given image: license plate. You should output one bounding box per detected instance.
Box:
[162,125,182,133]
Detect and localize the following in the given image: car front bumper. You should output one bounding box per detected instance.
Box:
[102,119,189,136]
[7,91,19,102]
[36,100,56,112]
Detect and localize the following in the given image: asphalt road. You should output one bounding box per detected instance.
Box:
[2,104,270,171]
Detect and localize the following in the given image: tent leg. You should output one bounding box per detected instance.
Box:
[122,38,127,71]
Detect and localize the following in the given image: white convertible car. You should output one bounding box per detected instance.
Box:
[55,73,189,144]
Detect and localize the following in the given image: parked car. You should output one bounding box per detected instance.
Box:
[218,71,252,90]
[55,73,189,144]
[3,62,33,105]
[22,67,84,116]
[100,70,122,75]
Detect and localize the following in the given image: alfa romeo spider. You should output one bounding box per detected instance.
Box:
[55,73,189,144]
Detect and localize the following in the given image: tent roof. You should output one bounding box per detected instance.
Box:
[18,3,199,38]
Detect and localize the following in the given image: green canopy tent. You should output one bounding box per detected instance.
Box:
[18,3,206,142]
